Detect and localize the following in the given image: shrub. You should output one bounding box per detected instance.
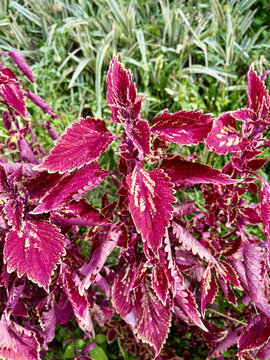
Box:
[0,51,270,359]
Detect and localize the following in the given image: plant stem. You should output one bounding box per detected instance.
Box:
[207,308,246,325]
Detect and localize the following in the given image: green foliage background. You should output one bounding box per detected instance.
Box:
[0,0,269,359]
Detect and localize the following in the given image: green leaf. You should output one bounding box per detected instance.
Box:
[94,334,107,345]
[89,346,108,360]
[63,342,74,359]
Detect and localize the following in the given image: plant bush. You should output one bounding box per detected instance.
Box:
[0,50,270,360]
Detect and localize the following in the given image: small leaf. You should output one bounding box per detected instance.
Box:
[8,50,34,83]
[201,265,219,316]
[125,119,151,155]
[248,66,270,112]
[58,264,94,336]
[79,225,119,295]
[106,56,139,123]
[172,222,217,264]
[152,265,169,305]
[0,68,29,119]
[135,284,171,357]
[24,90,58,118]
[174,276,208,332]
[206,112,247,155]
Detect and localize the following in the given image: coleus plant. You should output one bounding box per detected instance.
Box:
[0,51,269,360]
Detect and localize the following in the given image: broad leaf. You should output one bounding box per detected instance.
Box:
[242,241,268,307]
[126,165,175,253]
[161,156,236,188]
[0,313,40,360]
[32,162,110,213]
[239,315,270,352]
[51,199,108,227]
[151,109,212,145]
[4,220,65,291]
[23,171,63,200]
[206,112,247,155]
[207,330,239,360]
[135,284,171,357]
[35,117,113,173]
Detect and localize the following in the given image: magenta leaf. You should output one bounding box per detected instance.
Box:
[51,199,108,227]
[23,170,63,200]
[32,162,110,213]
[24,90,58,118]
[218,277,237,306]
[134,284,171,357]
[239,315,270,352]
[0,313,41,360]
[260,179,270,257]
[207,330,239,360]
[172,222,217,264]
[8,50,34,83]
[35,117,114,173]
[125,119,151,155]
[0,164,13,199]
[174,276,208,331]
[79,225,119,295]
[18,137,37,164]
[248,66,270,112]
[58,264,94,336]
[112,265,138,329]
[151,109,212,145]
[242,241,268,308]
[161,156,236,188]
[0,68,29,119]
[201,265,219,316]
[3,198,24,231]
[152,265,169,305]
[106,56,140,123]
[206,112,247,155]
[126,165,175,253]
[172,201,197,218]
[4,220,66,291]
[232,108,256,123]
[257,339,270,360]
